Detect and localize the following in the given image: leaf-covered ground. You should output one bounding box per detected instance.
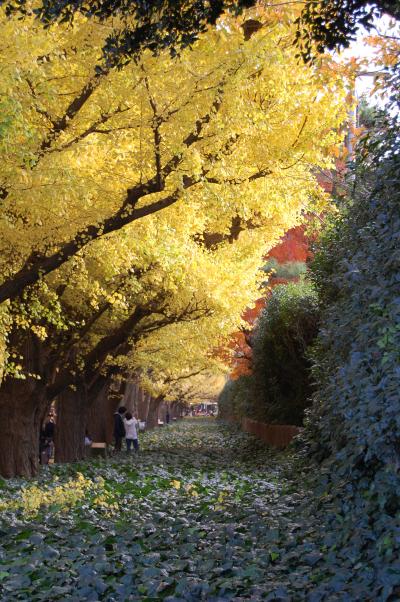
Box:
[0,420,345,600]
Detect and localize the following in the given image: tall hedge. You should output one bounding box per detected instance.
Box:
[252,281,319,425]
[302,148,400,597]
[218,374,255,422]
[218,281,319,426]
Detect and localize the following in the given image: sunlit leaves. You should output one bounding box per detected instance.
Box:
[0,4,348,391]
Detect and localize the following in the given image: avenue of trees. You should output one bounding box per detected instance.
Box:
[0,1,348,477]
[0,0,398,596]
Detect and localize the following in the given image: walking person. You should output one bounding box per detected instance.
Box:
[113,406,126,452]
[124,412,139,452]
[84,429,92,447]
[84,429,92,458]
[39,412,55,465]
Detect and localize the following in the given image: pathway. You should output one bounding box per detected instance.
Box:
[0,419,314,601]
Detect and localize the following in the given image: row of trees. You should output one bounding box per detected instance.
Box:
[0,2,348,477]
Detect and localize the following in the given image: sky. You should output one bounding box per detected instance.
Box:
[342,14,400,105]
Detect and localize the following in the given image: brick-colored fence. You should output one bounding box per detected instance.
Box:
[241,417,301,449]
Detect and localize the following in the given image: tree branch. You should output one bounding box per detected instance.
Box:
[0,68,236,304]
[143,72,163,191]
[47,304,150,399]
[40,71,106,153]
[26,78,57,127]
[53,105,132,152]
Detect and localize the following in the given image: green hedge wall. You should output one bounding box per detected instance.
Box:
[218,281,320,426]
[300,148,400,598]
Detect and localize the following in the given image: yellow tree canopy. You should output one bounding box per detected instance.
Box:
[0,3,348,385]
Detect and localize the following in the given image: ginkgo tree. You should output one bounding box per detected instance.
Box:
[1,0,259,66]
[0,188,269,476]
[124,320,231,429]
[53,219,266,461]
[0,2,349,477]
[0,3,346,303]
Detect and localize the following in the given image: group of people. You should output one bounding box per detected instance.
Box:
[38,406,140,464]
[113,407,140,452]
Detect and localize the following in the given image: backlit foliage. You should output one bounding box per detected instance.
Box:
[0,2,347,391]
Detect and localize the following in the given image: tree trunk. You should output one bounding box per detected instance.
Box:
[86,391,103,443]
[86,378,128,444]
[122,380,136,413]
[137,388,150,422]
[159,402,167,422]
[54,387,87,463]
[0,377,47,478]
[146,396,163,430]
[170,401,179,419]
[174,402,185,419]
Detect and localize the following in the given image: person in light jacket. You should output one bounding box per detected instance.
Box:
[124,412,139,452]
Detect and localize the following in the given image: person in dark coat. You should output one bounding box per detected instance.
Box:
[113,406,126,451]
[39,413,55,464]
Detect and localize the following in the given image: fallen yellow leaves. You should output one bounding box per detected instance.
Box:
[0,473,118,517]
[170,480,200,497]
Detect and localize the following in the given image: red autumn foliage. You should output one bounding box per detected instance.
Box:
[229,224,312,379]
[226,160,345,378]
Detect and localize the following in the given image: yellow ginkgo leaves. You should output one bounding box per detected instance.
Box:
[0,2,348,403]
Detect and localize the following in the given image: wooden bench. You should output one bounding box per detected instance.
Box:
[90,442,108,458]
